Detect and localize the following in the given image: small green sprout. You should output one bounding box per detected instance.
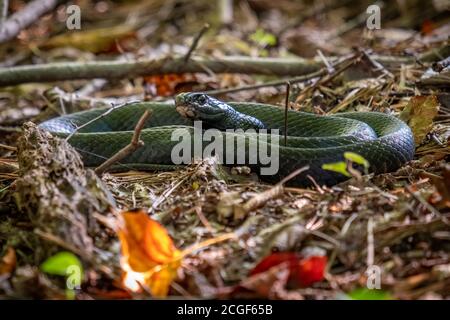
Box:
[322,152,370,177]
[40,251,84,300]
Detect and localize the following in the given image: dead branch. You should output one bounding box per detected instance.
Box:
[0,143,16,151]
[184,23,210,62]
[283,82,291,146]
[1,44,448,87]
[0,55,322,87]
[0,0,8,25]
[65,100,139,142]
[296,52,363,105]
[362,49,394,79]
[0,0,66,44]
[234,166,310,219]
[94,110,151,176]
[204,67,327,95]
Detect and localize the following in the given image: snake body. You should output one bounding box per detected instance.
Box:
[39,93,415,187]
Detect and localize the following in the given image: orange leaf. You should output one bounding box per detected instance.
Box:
[118,210,181,297]
[143,74,197,97]
[0,247,16,277]
[421,20,436,35]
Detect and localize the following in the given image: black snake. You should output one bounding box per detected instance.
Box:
[39,92,415,186]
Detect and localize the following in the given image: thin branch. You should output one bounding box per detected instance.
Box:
[279,166,311,185]
[284,82,291,147]
[220,0,233,25]
[367,217,374,267]
[203,68,327,96]
[0,143,16,152]
[362,49,394,79]
[0,0,8,26]
[94,110,151,176]
[0,0,65,44]
[0,125,21,133]
[65,100,139,141]
[0,55,322,87]
[0,45,446,87]
[184,23,209,62]
[296,52,363,105]
[234,166,310,219]
[35,229,91,260]
[405,185,449,225]
[317,49,334,73]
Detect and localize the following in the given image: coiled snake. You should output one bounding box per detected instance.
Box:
[39,92,415,187]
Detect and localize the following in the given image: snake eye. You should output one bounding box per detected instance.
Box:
[196,94,207,105]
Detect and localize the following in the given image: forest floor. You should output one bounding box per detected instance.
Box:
[0,0,449,299]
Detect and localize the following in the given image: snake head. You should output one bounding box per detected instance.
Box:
[175,92,230,121]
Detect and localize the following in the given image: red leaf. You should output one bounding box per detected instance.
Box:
[296,256,327,287]
[0,247,16,277]
[421,20,436,35]
[250,252,299,277]
[250,252,327,287]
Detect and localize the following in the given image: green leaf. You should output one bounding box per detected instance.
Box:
[348,288,392,300]
[322,161,350,177]
[40,251,83,277]
[344,152,369,168]
[250,29,277,47]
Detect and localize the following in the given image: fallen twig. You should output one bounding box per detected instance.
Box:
[284,82,291,147]
[367,217,374,267]
[362,49,394,79]
[405,185,449,225]
[1,46,447,86]
[35,229,91,260]
[184,23,210,62]
[0,0,8,26]
[220,0,233,25]
[0,143,17,152]
[296,52,363,105]
[0,0,65,44]
[203,67,328,95]
[42,86,124,117]
[234,166,310,219]
[94,110,151,176]
[0,56,322,87]
[65,100,139,142]
[317,49,335,73]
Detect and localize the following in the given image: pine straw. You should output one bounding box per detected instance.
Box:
[99,154,449,299]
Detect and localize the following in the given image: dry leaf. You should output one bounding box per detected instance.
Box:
[250,252,327,287]
[118,210,181,297]
[399,96,440,145]
[236,263,291,298]
[428,164,450,209]
[144,74,197,97]
[42,25,137,53]
[0,247,17,277]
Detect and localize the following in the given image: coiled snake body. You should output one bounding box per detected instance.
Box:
[39,93,415,187]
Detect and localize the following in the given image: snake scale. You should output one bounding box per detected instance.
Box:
[39,92,415,187]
